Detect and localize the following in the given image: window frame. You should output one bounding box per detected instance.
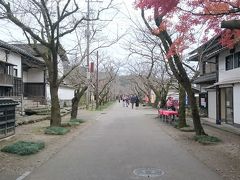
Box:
[226,55,234,71]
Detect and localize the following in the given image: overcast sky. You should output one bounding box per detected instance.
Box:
[0,0,141,73]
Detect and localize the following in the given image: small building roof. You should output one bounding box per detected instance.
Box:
[0,98,19,106]
[13,43,69,62]
[188,34,224,62]
[0,40,45,67]
[193,73,217,84]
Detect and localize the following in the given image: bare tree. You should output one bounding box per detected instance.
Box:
[126,27,174,108]
[91,55,119,108]
[0,0,114,126]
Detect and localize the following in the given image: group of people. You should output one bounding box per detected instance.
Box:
[157,96,179,111]
[119,95,140,109]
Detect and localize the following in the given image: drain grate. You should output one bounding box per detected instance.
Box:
[133,168,164,177]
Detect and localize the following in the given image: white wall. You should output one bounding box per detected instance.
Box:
[37,55,65,77]
[0,50,5,62]
[23,68,44,83]
[0,49,22,78]
[208,90,216,119]
[233,84,240,125]
[8,53,22,78]
[218,46,240,82]
[46,84,74,100]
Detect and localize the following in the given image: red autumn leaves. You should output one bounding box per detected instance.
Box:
[136,0,240,54]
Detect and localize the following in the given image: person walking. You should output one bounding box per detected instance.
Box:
[126,96,129,107]
[135,96,140,109]
[122,95,126,107]
[130,95,136,109]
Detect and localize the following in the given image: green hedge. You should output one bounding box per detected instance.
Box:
[1,141,45,155]
[70,119,85,123]
[44,126,70,135]
[194,135,221,145]
[61,119,85,127]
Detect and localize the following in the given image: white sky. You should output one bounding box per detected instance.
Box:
[0,0,199,75]
[0,0,140,73]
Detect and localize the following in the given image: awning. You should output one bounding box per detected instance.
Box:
[205,84,216,89]
[193,73,216,84]
[215,79,240,86]
[0,60,16,66]
[205,79,240,89]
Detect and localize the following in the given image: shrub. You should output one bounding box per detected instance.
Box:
[44,126,70,135]
[1,141,45,155]
[70,119,85,123]
[68,121,80,126]
[61,119,85,127]
[180,127,195,132]
[194,135,221,145]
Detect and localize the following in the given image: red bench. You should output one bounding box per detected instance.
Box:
[158,109,178,123]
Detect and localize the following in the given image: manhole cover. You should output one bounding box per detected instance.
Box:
[133,168,164,177]
[101,112,107,114]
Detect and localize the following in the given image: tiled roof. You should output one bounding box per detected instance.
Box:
[13,44,69,62]
[0,98,19,106]
[0,40,45,66]
[193,73,217,84]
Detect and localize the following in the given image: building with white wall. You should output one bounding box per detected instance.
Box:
[0,41,75,107]
[0,40,45,98]
[189,36,240,127]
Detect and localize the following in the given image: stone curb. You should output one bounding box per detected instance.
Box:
[201,121,240,136]
[16,111,71,126]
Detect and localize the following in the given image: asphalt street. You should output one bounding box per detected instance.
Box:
[25,103,222,180]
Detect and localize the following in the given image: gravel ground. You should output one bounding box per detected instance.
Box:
[0,113,96,179]
[0,108,239,180]
[156,118,240,180]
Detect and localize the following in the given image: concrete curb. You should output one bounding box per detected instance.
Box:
[16,111,71,126]
[201,121,240,136]
[186,117,240,136]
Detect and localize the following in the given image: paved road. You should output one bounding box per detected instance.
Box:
[25,103,221,180]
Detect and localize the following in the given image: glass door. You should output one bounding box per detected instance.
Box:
[225,87,233,124]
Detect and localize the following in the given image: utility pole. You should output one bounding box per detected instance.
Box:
[96,51,99,109]
[85,0,102,109]
[86,0,90,109]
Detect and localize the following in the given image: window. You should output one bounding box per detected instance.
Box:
[7,66,13,75]
[204,62,216,73]
[234,52,240,68]
[226,55,233,70]
[13,69,17,77]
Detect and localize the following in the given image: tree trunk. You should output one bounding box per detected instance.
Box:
[50,84,61,126]
[71,86,87,119]
[160,88,168,108]
[178,84,187,128]
[71,97,79,120]
[153,94,160,108]
[185,86,206,135]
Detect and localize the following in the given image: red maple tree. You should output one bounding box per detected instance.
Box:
[136,0,240,50]
[135,0,240,135]
[134,0,240,135]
